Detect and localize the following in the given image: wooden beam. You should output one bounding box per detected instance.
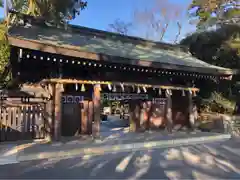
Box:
[8,36,234,75]
[41,78,200,92]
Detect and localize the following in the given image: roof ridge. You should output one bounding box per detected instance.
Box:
[8,11,190,53]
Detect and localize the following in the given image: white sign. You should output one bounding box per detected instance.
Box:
[101,93,148,100]
[62,96,84,104]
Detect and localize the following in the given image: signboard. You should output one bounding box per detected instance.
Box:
[101,93,148,101]
[62,95,84,104]
[152,98,167,105]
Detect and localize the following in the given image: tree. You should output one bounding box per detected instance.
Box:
[108,19,132,35]
[185,0,240,68]
[134,0,184,42]
[108,0,184,43]
[180,24,240,68]
[0,0,87,85]
[188,0,239,30]
[180,24,240,114]
[2,0,87,26]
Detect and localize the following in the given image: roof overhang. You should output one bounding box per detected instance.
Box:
[8,36,235,76]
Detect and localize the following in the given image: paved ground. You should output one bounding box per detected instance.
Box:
[0,115,232,165]
[0,139,240,179]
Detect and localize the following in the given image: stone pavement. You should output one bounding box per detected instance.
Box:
[0,140,240,179]
[0,116,232,165]
[0,130,231,164]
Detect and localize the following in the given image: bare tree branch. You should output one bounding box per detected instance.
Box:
[174,21,182,43]
[108,19,132,35]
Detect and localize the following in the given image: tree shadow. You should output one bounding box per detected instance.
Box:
[1,141,240,179]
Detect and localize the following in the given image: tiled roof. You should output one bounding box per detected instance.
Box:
[7,24,234,75]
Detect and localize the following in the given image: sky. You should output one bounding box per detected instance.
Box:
[0,0,197,43]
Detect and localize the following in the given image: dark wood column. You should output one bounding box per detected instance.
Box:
[188,91,195,130]
[81,101,88,134]
[166,92,173,133]
[135,102,141,131]
[145,101,152,131]
[45,84,54,141]
[92,84,101,138]
[52,83,64,140]
[129,100,138,132]
[87,101,93,135]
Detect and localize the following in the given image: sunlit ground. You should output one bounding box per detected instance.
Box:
[0,140,239,179]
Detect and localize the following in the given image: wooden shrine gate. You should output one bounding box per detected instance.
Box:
[0,97,46,142]
[61,94,94,136]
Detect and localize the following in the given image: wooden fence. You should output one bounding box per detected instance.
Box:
[0,98,46,142]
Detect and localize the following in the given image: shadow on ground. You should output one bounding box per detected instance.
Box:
[0,140,240,179]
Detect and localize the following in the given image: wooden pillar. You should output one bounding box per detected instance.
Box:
[135,102,141,131]
[81,101,88,134]
[129,100,137,132]
[44,84,54,141]
[87,101,93,135]
[166,93,173,133]
[45,98,53,141]
[188,91,195,130]
[52,83,64,141]
[92,84,101,138]
[145,101,152,131]
[139,101,145,131]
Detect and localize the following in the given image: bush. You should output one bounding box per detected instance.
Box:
[200,91,236,114]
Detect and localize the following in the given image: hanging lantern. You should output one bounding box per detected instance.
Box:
[142,86,147,93]
[182,90,185,96]
[120,83,124,92]
[59,84,64,92]
[165,89,169,97]
[19,49,23,59]
[48,84,53,94]
[166,89,172,97]
[112,85,116,92]
[108,84,112,91]
[81,84,85,92]
[96,84,101,91]
[189,89,192,95]
[158,88,162,96]
[193,90,197,97]
[75,83,79,91]
[137,86,141,93]
[132,85,135,92]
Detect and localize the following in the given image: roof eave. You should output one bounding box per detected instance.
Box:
[7,35,234,76]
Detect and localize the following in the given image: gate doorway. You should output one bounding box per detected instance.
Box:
[100,93,132,138]
[61,89,94,137]
[100,92,167,137]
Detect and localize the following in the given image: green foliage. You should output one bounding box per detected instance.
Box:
[10,0,87,25]
[0,23,9,75]
[188,0,239,29]
[200,91,236,114]
[0,0,87,86]
[180,24,240,68]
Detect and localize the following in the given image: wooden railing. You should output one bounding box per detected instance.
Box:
[0,102,46,142]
